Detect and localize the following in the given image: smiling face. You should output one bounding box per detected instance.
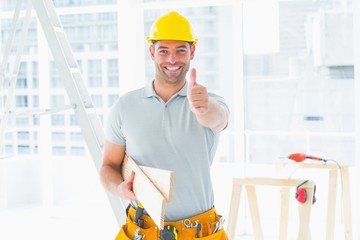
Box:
[149,40,195,86]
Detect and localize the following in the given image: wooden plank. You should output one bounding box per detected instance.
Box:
[246,185,263,240]
[279,187,290,240]
[121,155,168,229]
[326,169,337,240]
[234,177,308,187]
[298,163,339,170]
[340,166,353,239]
[227,182,243,240]
[139,165,174,202]
[228,178,313,240]
[298,163,353,239]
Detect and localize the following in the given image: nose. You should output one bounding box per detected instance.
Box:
[168,52,177,64]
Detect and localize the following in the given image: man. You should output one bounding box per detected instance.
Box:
[100,11,229,240]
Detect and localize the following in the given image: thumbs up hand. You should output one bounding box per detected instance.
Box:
[187,68,209,115]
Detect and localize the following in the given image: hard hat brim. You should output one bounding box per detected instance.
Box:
[146,36,198,45]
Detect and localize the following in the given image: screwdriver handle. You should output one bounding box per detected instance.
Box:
[134,203,144,224]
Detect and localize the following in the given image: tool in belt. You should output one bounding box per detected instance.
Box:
[134,203,145,228]
[132,204,224,239]
[160,225,178,240]
[134,203,178,240]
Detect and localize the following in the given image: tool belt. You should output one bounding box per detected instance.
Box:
[115,205,228,240]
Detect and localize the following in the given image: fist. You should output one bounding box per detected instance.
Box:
[187,68,209,115]
[117,171,137,201]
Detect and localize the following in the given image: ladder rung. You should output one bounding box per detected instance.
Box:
[53,26,64,33]
[84,104,96,111]
[69,68,80,74]
[1,105,74,118]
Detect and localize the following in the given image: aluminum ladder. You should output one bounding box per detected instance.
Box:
[0,0,127,225]
[31,0,127,224]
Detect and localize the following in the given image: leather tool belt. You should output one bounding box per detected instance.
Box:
[115,206,228,240]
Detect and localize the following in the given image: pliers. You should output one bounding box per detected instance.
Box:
[132,228,144,240]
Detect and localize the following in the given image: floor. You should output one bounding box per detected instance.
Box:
[0,162,357,239]
[0,205,118,240]
[0,205,355,240]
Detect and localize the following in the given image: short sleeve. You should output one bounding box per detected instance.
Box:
[105,99,126,146]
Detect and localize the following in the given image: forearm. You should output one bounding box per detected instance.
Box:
[195,97,229,132]
[99,164,124,196]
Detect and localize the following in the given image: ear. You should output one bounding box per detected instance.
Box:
[149,45,155,60]
[190,44,196,60]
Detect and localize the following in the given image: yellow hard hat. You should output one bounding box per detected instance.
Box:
[146,11,198,45]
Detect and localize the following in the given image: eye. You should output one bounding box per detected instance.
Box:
[158,49,168,55]
[177,49,187,54]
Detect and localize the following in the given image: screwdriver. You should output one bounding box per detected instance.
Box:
[288,153,327,162]
[134,203,144,227]
[196,224,202,238]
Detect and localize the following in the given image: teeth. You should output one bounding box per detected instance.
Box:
[166,66,180,71]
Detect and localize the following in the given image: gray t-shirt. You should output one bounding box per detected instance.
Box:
[105,81,228,221]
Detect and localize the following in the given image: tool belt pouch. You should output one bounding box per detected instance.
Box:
[160,225,177,240]
[115,207,228,240]
[115,208,157,240]
[197,226,227,240]
[190,214,228,240]
[210,214,228,240]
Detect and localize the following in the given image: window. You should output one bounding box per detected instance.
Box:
[70,114,78,126]
[16,96,28,107]
[70,132,83,141]
[52,132,66,141]
[17,131,30,140]
[32,77,39,89]
[32,61,38,75]
[33,95,39,107]
[77,60,83,72]
[33,117,40,126]
[18,62,27,76]
[108,76,119,88]
[16,78,27,88]
[52,146,66,156]
[242,1,355,164]
[33,145,38,154]
[18,145,30,154]
[50,61,62,88]
[108,94,118,107]
[32,62,39,88]
[88,60,101,74]
[16,117,29,126]
[5,133,13,140]
[70,146,85,156]
[88,59,102,88]
[5,145,13,155]
[107,59,119,87]
[51,114,65,126]
[51,95,65,107]
[33,132,38,141]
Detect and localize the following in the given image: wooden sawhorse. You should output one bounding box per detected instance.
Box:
[226,178,315,240]
[293,163,352,240]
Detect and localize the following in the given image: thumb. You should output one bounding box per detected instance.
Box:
[188,68,197,88]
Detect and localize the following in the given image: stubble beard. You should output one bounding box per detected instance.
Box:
[157,63,190,85]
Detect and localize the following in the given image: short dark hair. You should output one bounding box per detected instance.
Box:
[151,40,194,47]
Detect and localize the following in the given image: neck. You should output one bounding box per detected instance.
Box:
[153,79,185,102]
